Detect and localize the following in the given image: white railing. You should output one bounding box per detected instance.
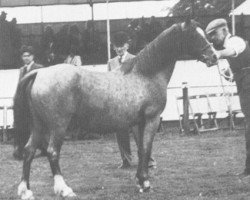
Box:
[0,97,13,142]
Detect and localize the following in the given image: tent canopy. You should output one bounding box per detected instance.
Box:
[234,0,250,15]
[0,0,167,7]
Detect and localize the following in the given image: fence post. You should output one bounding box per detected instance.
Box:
[182,82,190,134]
[3,105,8,142]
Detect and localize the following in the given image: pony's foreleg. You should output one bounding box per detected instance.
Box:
[136,116,159,192]
[47,128,76,198]
[17,135,37,200]
[132,125,156,168]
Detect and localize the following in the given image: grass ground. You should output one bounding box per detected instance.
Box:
[1,129,250,200]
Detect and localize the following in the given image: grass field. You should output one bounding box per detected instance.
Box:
[1,129,250,200]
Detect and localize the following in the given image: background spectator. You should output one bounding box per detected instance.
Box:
[108,31,134,71]
[64,45,82,66]
[69,24,82,50]
[0,12,169,68]
[40,25,55,65]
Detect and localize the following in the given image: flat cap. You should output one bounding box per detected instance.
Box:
[205,18,227,34]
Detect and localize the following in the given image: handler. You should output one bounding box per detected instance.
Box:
[206,19,250,177]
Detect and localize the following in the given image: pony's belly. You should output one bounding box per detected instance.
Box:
[80,108,139,133]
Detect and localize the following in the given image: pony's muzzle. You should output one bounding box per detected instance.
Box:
[202,54,218,67]
[208,54,218,67]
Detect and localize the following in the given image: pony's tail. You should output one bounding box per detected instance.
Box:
[13,71,38,159]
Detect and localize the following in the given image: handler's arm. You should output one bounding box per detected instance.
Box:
[217,48,237,59]
[217,36,246,59]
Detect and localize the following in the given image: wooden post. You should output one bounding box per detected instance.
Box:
[231,0,235,35]
[3,105,8,142]
[106,0,111,71]
[182,82,190,134]
[40,6,44,35]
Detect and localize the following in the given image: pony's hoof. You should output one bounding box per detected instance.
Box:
[55,186,76,198]
[118,162,131,169]
[18,182,35,200]
[66,191,77,198]
[64,194,78,200]
[19,190,34,200]
[138,180,151,193]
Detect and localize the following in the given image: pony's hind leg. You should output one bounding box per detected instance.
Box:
[47,126,76,198]
[18,138,36,200]
[17,125,43,200]
[136,116,160,192]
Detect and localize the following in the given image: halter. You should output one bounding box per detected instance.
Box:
[179,22,215,63]
[200,43,212,53]
[197,43,214,63]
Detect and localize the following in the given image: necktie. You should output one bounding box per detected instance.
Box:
[24,65,28,74]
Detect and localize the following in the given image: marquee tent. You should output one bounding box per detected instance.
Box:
[233,0,250,41]
[0,0,176,61]
[0,0,172,7]
[234,0,250,15]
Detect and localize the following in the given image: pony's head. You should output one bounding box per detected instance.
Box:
[181,19,218,67]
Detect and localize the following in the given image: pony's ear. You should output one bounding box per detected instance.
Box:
[182,17,192,30]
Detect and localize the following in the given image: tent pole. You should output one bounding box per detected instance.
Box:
[91,3,94,21]
[106,0,111,68]
[231,0,235,35]
[41,6,45,34]
[89,0,94,28]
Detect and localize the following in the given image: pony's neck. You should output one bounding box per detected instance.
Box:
[134,24,184,76]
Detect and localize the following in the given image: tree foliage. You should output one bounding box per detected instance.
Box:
[169,0,246,16]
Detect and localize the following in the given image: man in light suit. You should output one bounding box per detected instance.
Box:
[108,32,156,168]
[108,31,135,71]
[13,45,46,160]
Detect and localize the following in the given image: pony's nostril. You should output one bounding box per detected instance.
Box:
[213,54,217,60]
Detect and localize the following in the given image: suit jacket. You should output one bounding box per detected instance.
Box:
[18,62,44,82]
[107,52,135,71]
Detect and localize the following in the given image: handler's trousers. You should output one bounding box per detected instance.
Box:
[236,71,250,174]
[116,126,156,167]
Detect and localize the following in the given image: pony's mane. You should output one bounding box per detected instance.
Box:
[120,23,182,75]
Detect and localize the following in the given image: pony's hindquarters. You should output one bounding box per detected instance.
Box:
[15,70,77,199]
[14,71,38,200]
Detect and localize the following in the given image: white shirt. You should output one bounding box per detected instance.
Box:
[223,34,246,57]
[64,55,82,66]
[120,52,128,63]
[25,61,34,72]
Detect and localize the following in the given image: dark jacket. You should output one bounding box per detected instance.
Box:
[18,62,44,82]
